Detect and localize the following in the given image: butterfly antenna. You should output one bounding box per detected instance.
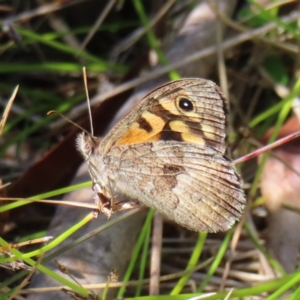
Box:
[47,110,90,135]
[83,67,94,136]
[47,68,94,137]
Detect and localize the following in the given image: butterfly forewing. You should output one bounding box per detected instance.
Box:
[101,78,227,155]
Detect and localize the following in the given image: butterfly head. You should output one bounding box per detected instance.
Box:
[76,132,101,161]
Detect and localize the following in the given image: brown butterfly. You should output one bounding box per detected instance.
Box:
[76,78,246,232]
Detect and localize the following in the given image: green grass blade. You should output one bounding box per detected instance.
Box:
[170,232,207,295]
[118,209,155,297]
[132,0,180,80]
[197,229,233,293]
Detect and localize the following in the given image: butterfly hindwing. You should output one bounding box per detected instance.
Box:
[106,141,245,232]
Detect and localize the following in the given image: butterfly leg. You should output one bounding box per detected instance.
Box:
[113,200,143,212]
[92,182,143,217]
[92,182,113,218]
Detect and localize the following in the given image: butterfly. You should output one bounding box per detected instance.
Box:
[76,78,246,232]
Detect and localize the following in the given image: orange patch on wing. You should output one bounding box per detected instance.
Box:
[169,120,204,145]
[201,124,217,140]
[116,111,166,146]
[158,100,179,115]
[180,133,206,145]
[169,120,191,134]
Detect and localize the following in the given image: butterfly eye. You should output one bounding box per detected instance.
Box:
[178,97,194,112]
